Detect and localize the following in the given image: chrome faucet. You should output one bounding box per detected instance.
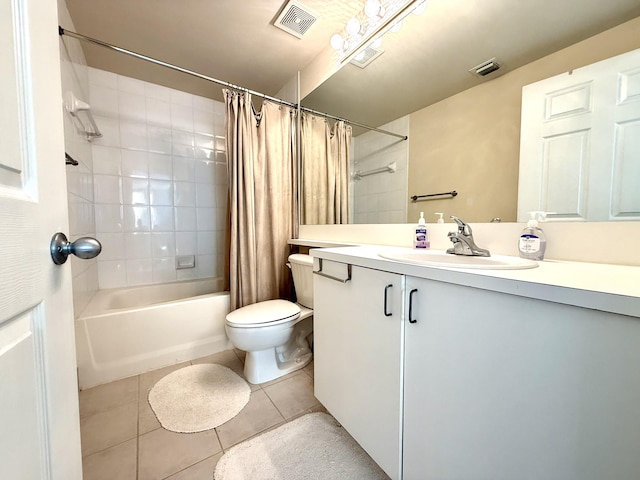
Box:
[446,216,491,257]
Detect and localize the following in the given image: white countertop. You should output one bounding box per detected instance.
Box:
[311,245,640,318]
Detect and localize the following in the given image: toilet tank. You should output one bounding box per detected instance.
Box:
[288,254,314,308]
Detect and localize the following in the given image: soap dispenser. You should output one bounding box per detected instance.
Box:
[434,212,444,224]
[414,212,429,249]
[518,211,547,260]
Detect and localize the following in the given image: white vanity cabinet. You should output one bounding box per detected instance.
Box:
[403,276,640,479]
[311,247,640,480]
[313,260,404,480]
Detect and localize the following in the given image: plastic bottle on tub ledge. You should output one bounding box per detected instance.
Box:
[414,212,430,249]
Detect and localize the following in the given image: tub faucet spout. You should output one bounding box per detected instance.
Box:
[446,216,491,257]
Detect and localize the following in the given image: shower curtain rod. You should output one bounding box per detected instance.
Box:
[58,27,407,141]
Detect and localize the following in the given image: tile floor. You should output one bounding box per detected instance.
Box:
[79,349,327,480]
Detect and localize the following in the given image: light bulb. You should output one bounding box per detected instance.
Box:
[364,0,382,18]
[346,17,362,35]
[330,33,344,50]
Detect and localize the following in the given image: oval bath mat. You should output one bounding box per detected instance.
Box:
[214,412,390,480]
[148,363,250,433]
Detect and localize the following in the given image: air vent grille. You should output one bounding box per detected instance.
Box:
[350,46,385,69]
[469,57,502,77]
[274,0,319,39]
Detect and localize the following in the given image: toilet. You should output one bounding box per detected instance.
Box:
[225,254,314,384]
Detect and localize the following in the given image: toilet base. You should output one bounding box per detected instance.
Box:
[243,317,313,384]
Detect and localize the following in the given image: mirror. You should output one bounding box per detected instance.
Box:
[301,0,640,224]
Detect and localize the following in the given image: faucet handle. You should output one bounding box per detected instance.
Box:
[450,216,472,236]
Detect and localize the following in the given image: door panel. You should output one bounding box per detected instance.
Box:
[0,0,82,478]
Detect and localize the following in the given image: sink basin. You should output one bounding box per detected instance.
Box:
[378,249,538,270]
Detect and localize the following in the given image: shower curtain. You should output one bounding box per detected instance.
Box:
[301,113,351,225]
[224,90,297,310]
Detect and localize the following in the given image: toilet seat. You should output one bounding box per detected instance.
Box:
[225,299,300,328]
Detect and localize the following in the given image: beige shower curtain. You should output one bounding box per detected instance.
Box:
[225,90,297,310]
[301,113,351,224]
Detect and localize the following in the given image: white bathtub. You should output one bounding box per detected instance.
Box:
[75,278,232,389]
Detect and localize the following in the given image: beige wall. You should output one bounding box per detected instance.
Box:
[407,16,640,224]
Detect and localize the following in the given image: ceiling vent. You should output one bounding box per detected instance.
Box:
[469,57,502,77]
[273,0,319,39]
[350,46,385,69]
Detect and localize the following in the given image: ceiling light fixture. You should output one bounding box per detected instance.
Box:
[330,0,426,65]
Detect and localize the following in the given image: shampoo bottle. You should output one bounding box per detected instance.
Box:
[414,212,429,249]
[518,211,547,260]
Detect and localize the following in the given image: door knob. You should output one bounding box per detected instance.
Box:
[50,232,102,265]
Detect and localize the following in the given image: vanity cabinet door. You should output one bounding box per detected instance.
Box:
[314,262,404,480]
[403,276,640,480]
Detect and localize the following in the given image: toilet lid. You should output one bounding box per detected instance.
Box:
[226,299,300,327]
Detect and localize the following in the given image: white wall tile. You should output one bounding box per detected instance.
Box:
[90,85,119,117]
[195,160,215,184]
[150,206,174,231]
[126,259,153,286]
[125,232,151,259]
[148,126,172,154]
[95,204,124,233]
[171,103,193,131]
[148,153,173,180]
[120,121,148,150]
[172,156,195,182]
[146,98,171,126]
[119,91,146,122]
[118,75,146,95]
[197,231,216,255]
[152,258,177,283]
[124,205,151,232]
[174,181,196,207]
[196,207,215,231]
[174,207,197,231]
[145,82,172,101]
[170,89,193,108]
[92,145,122,175]
[89,67,117,89]
[196,183,215,207]
[151,232,175,258]
[98,233,126,261]
[194,109,215,135]
[94,175,122,204]
[122,177,149,205]
[150,180,173,206]
[175,232,197,256]
[91,115,120,148]
[121,150,149,178]
[98,260,127,289]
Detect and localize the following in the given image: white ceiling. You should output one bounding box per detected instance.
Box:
[65,0,640,128]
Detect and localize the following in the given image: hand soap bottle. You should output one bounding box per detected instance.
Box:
[434,212,444,224]
[518,211,547,260]
[414,212,429,249]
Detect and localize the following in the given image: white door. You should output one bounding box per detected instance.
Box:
[518,48,640,222]
[0,0,82,479]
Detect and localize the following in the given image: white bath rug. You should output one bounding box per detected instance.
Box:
[148,363,250,433]
[213,412,390,480]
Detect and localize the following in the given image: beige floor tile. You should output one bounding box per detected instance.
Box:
[215,389,284,449]
[137,428,221,480]
[263,372,320,420]
[80,401,138,457]
[165,452,223,480]
[79,376,138,419]
[258,368,304,388]
[81,438,137,480]
[138,396,161,435]
[303,360,314,379]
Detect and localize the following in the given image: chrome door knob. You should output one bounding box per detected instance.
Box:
[50,232,102,265]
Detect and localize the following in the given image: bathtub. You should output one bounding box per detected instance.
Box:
[75,278,232,389]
